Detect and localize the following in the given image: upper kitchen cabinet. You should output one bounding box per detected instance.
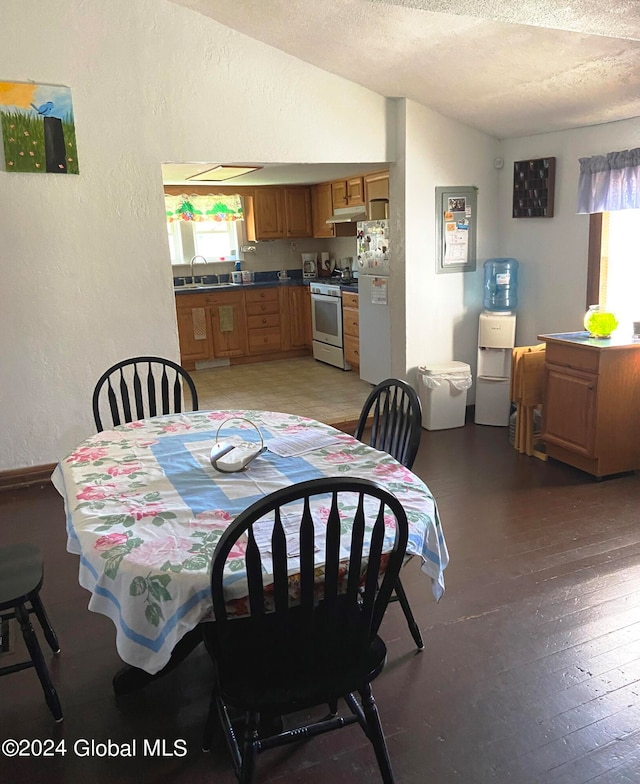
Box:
[254,188,285,239]
[283,186,312,238]
[311,182,335,239]
[364,171,389,204]
[331,177,364,210]
[254,187,312,240]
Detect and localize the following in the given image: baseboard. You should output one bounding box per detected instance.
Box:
[0,463,56,491]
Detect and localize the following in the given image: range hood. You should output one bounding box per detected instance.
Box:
[326,206,367,224]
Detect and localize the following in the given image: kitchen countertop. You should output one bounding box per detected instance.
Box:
[174,278,359,295]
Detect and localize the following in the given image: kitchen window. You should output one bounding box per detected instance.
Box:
[165,192,245,264]
[167,219,243,264]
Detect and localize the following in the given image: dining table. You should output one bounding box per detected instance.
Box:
[51,409,449,689]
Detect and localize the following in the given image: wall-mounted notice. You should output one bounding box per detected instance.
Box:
[436,186,477,274]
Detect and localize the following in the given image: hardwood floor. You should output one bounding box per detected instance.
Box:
[2,423,640,783]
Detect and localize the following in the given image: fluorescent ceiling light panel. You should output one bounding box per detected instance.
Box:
[187,165,261,182]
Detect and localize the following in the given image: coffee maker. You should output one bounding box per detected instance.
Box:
[302,253,317,279]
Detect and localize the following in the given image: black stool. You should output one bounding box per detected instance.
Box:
[0,543,62,721]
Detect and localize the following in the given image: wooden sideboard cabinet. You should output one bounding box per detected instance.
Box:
[538,332,640,477]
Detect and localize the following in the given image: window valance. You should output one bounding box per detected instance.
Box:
[164,193,244,222]
[577,148,640,214]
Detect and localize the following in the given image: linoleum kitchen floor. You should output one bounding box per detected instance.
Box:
[191,356,374,429]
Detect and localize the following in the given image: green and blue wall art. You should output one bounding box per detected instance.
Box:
[0,80,79,174]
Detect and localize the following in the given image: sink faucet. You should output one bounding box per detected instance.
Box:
[189,255,207,284]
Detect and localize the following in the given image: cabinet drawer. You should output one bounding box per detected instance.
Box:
[545,342,600,373]
[203,291,244,306]
[343,310,359,338]
[175,293,206,308]
[245,300,279,317]
[342,292,359,309]
[245,288,279,304]
[344,335,360,365]
[248,328,282,353]
[247,313,280,330]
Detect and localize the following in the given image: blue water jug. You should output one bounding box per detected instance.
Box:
[483,258,519,311]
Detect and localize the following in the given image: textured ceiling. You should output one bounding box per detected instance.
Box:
[170,0,640,140]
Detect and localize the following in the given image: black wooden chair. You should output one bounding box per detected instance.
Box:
[0,543,62,721]
[92,356,199,431]
[202,477,409,784]
[355,378,425,650]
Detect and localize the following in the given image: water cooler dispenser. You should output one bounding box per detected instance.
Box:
[475,259,518,426]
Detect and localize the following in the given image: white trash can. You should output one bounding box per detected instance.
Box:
[418,361,472,430]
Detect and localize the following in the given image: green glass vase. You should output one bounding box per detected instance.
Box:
[584,305,618,338]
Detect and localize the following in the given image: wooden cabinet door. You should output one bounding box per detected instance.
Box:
[364,171,389,203]
[176,301,211,363]
[209,296,247,357]
[303,287,312,348]
[331,180,348,210]
[311,183,335,238]
[332,177,365,210]
[254,188,284,239]
[286,286,311,349]
[342,292,359,368]
[542,365,598,456]
[284,187,312,238]
[347,177,364,206]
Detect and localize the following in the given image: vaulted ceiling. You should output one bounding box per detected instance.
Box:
[171,0,640,140]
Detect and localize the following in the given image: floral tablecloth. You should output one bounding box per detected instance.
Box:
[52,410,449,674]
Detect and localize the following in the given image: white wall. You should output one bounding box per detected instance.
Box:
[3,0,638,472]
[499,117,640,346]
[0,0,389,471]
[393,100,502,395]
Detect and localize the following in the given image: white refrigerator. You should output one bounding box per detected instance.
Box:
[357,220,391,385]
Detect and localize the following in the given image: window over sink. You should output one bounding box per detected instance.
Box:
[165,193,246,264]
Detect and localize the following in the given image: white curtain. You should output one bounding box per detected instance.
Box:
[577,148,640,214]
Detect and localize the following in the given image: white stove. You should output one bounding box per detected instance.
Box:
[309,282,350,370]
[309,281,342,297]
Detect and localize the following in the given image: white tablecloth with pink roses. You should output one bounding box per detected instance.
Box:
[51,410,449,674]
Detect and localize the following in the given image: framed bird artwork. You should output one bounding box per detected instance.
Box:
[0,81,79,174]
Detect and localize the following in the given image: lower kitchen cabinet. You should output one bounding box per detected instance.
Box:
[175,296,211,362]
[286,285,312,349]
[176,286,313,369]
[538,332,640,477]
[245,288,282,355]
[207,291,247,358]
[342,291,359,369]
